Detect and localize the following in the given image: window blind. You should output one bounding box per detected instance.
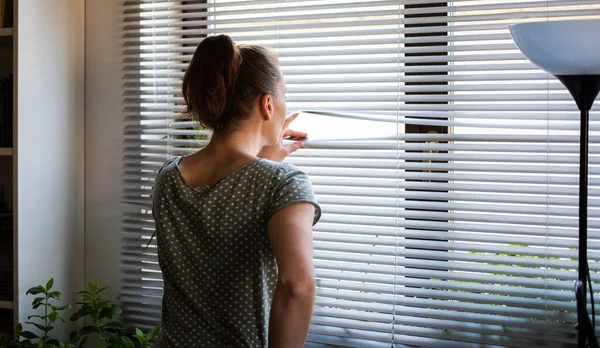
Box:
[121,1,600,347]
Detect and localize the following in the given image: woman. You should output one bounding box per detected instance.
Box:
[152,34,321,348]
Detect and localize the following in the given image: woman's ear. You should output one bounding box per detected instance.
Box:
[259,93,274,121]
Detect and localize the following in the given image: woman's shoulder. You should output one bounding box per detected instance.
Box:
[160,156,180,171]
[254,160,313,193]
[255,158,303,177]
[154,156,181,180]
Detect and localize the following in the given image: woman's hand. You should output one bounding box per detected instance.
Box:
[258,113,307,162]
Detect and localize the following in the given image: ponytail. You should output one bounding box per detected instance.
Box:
[182,35,241,131]
[182,34,282,133]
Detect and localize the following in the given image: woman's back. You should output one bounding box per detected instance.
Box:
[153,156,320,347]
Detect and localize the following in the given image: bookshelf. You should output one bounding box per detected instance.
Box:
[0,1,14,339]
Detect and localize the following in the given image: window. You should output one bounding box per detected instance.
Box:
[122,1,600,346]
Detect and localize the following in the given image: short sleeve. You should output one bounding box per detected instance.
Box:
[152,156,178,221]
[268,164,321,226]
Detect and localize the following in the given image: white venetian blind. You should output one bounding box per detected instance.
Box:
[121,1,600,347]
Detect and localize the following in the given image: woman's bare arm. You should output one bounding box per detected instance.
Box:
[268,203,316,348]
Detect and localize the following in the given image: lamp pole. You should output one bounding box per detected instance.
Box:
[556,74,600,348]
[510,18,600,347]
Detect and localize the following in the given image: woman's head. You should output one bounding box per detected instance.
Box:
[182,34,286,142]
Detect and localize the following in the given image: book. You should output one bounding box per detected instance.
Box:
[0,81,5,147]
[5,75,12,147]
[3,0,12,28]
[0,76,12,147]
[0,1,5,29]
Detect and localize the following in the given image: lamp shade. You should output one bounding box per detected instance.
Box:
[509,19,600,76]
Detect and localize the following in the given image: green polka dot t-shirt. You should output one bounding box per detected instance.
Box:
[152,156,321,348]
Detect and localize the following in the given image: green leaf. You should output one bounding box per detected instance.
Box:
[32,297,46,306]
[47,291,61,300]
[79,292,94,302]
[48,312,59,323]
[103,322,127,331]
[68,330,80,343]
[28,314,44,320]
[20,330,39,339]
[46,339,62,346]
[104,321,127,330]
[69,312,81,322]
[46,278,54,291]
[76,337,88,348]
[97,286,109,294]
[78,326,100,335]
[20,338,34,347]
[121,336,135,348]
[88,282,100,294]
[70,306,95,322]
[111,306,122,315]
[26,285,46,296]
[135,328,143,337]
[25,321,49,332]
[15,323,23,337]
[146,326,160,341]
[99,308,116,320]
[42,344,59,348]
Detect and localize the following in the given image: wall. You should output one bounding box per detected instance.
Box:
[16,0,85,338]
[84,0,123,301]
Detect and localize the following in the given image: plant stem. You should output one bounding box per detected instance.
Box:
[44,294,48,342]
[92,290,106,340]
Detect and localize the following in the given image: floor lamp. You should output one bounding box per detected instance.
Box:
[510,19,600,348]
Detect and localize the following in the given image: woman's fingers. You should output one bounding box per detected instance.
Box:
[282,112,300,131]
[258,113,306,161]
[284,129,308,140]
[286,141,305,155]
[282,113,307,140]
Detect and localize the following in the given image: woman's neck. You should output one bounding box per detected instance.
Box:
[202,126,263,160]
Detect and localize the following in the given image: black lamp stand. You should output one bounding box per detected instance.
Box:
[556,74,600,348]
